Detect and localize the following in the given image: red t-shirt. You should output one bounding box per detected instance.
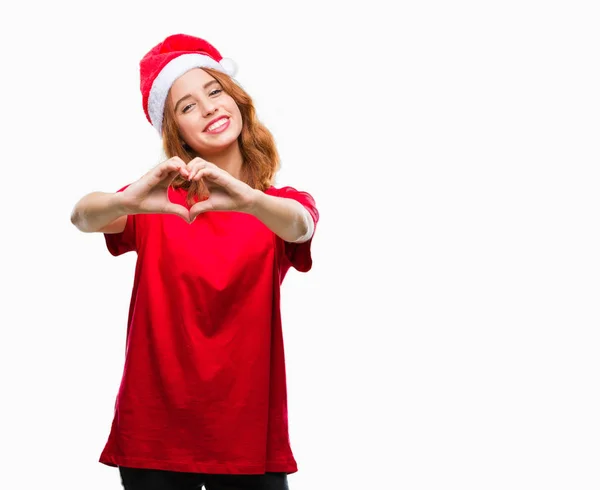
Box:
[99,185,318,475]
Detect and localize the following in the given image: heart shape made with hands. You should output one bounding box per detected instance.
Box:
[167,158,257,223]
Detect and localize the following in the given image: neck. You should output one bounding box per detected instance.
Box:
[202,142,244,180]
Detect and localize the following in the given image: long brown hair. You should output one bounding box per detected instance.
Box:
[162,68,279,204]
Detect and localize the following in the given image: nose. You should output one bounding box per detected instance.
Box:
[200,98,218,117]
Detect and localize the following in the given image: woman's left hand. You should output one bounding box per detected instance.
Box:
[186,157,257,221]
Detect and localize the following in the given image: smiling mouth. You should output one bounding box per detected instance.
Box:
[204,117,230,133]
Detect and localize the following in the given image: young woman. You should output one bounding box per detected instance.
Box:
[71,33,319,490]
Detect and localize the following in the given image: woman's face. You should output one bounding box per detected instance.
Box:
[169,68,242,156]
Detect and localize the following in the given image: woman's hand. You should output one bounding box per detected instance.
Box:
[120,157,191,222]
[187,157,258,221]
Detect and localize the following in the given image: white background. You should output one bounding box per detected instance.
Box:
[1,1,599,489]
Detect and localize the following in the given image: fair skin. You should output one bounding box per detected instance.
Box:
[70,68,313,243]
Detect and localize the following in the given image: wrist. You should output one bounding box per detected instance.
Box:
[243,188,264,216]
[112,191,131,216]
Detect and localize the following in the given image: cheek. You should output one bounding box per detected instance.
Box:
[181,119,206,142]
[224,99,242,122]
[177,118,194,138]
[232,107,243,129]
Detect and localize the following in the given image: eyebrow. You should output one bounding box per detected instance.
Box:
[174,80,221,113]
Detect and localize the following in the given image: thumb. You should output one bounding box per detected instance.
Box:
[163,203,191,223]
[189,199,213,221]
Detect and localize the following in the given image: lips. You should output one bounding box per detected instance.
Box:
[203,116,230,132]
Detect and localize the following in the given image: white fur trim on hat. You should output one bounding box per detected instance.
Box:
[148,53,232,134]
[220,58,238,77]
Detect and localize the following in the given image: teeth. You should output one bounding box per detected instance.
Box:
[207,118,228,131]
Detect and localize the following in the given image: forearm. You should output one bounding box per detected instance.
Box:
[247,191,314,243]
[70,191,128,233]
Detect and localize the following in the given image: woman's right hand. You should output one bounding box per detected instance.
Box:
[120,157,191,222]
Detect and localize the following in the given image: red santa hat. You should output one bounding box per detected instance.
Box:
[139,33,237,134]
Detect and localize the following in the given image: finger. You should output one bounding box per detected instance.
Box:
[154,163,172,180]
[198,169,230,189]
[169,158,190,179]
[156,161,183,181]
[166,169,183,186]
[169,156,190,177]
[193,167,220,182]
[163,157,190,177]
[163,203,191,223]
[187,158,207,180]
[179,165,190,179]
[187,165,200,181]
[156,168,183,187]
[189,200,213,221]
[189,165,208,181]
[168,156,184,166]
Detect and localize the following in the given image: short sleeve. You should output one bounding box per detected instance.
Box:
[104,185,137,256]
[276,186,319,272]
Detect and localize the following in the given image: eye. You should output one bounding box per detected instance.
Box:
[209,89,223,97]
[182,103,195,113]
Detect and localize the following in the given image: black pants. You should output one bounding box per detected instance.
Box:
[119,466,290,490]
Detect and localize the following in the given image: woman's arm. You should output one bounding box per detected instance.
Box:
[70,192,128,233]
[70,158,192,233]
[183,158,316,242]
[247,191,314,243]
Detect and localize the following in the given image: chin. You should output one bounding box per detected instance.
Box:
[196,138,239,155]
[199,130,241,151]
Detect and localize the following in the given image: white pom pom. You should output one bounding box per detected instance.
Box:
[220,57,238,77]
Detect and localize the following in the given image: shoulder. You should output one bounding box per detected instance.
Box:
[264,185,314,200]
[264,185,319,222]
